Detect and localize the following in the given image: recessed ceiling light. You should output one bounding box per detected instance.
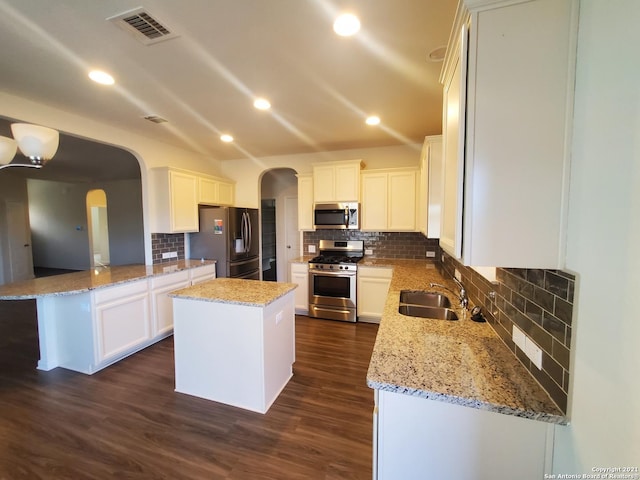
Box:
[220,134,234,143]
[365,116,381,126]
[333,13,360,37]
[88,70,115,85]
[253,98,271,110]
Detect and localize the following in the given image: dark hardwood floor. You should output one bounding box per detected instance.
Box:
[0,300,378,479]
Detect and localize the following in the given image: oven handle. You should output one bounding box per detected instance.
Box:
[309,269,357,277]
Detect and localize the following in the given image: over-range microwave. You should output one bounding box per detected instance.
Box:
[313,202,360,230]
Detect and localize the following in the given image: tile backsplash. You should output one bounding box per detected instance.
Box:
[440,252,574,414]
[303,231,440,259]
[151,233,185,264]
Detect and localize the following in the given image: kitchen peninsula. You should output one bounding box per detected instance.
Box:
[169,278,297,414]
[0,260,216,374]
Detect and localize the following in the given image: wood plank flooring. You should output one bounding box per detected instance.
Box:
[0,300,379,479]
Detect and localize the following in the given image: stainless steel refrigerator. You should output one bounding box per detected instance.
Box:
[189,206,260,279]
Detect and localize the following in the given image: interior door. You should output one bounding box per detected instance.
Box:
[6,200,34,282]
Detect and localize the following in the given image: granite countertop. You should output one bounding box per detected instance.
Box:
[0,260,217,300]
[364,258,566,425]
[169,278,297,307]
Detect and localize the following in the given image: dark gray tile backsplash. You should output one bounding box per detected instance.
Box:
[151,233,185,264]
[303,231,440,259]
[440,252,575,414]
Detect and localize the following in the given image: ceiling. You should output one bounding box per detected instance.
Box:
[0,0,456,164]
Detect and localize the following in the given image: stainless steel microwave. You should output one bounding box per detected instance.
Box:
[313,203,360,230]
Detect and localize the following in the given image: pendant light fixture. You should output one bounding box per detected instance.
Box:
[0,123,60,170]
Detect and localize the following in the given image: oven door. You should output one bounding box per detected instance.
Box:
[308,269,357,322]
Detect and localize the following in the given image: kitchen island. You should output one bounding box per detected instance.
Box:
[362,259,566,479]
[0,260,217,374]
[169,278,297,414]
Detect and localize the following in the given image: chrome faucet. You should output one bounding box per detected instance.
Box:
[430,279,469,310]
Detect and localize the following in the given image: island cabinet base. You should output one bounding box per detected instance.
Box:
[374,390,554,480]
[173,292,295,414]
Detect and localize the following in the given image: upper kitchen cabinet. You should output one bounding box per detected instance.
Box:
[151,167,235,233]
[198,175,235,206]
[440,0,578,268]
[296,174,314,231]
[418,135,443,239]
[361,168,418,231]
[312,160,363,203]
[151,167,199,233]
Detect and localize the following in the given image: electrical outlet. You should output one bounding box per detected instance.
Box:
[454,269,462,282]
[426,251,436,258]
[525,338,543,370]
[308,245,316,253]
[512,325,526,351]
[162,251,178,259]
[365,249,373,255]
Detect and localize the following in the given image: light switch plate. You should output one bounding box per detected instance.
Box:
[454,269,462,282]
[426,251,436,258]
[512,325,526,351]
[162,251,178,259]
[525,338,543,370]
[308,245,316,253]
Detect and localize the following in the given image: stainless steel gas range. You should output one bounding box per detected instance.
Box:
[308,240,364,322]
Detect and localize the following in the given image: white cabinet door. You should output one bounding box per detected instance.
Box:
[94,281,151,364]
[440,24,467,260]
[296,174,314,230]
[169,170,199,232]
[361,172,388,231]
[150,270,190,338]
[388,170,417,231]
[357,267,392,323]
[312,165,335,203]
[198,176,218,205]
[419,135,443,238]
[217,181,234,206]
[290,262,309,314]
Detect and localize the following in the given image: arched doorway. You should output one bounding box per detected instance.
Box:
[260,168,298,281]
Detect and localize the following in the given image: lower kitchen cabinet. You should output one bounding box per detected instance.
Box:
[357,266,392,323]
[374,390,553,480]
[35,263,217,375]
[290,262,309,314]
[150,270,191,338]
[94,280,152,364]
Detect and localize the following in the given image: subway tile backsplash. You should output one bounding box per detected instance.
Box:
[303,231,440,259]
[151,233,185,264]
[440,252,574,414]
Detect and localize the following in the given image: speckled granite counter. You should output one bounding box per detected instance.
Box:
[0,260,216,299]
[169,278,297,307]
[364,258,566,425]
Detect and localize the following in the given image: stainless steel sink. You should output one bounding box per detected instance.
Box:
[399,290,452,308]
[398,304,459,321]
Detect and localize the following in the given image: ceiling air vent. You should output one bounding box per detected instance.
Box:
[107,7,179,45]
[144,115,168,124]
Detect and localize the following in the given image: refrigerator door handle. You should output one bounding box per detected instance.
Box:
[246,211,252,254]
[241,211,247,254]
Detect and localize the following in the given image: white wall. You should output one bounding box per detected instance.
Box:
[221,143,423,208]
[1,92,223,264]
[555,0,640,472]
[27,178,145,270]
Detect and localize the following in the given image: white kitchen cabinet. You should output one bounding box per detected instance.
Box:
[94,280,152,364]
[419,135,443,239]
[374,389,553,480]
[296,174,314,231]
[312,160,363,203]
[151,167,199,233]
[440,0,578,267]
[150,270,191,337]
[198,175,235,206]
[357,266,392,323]
[361,168,418,231]
[189,262,217,284]
[290,261,309,314]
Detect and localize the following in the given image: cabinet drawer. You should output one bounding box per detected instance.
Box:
[358,266,393,279]
[151,270,190,289]
[94,280,148,305]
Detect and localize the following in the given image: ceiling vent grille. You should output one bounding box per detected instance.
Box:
[108,8,179,45]
[144,115,168,124]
